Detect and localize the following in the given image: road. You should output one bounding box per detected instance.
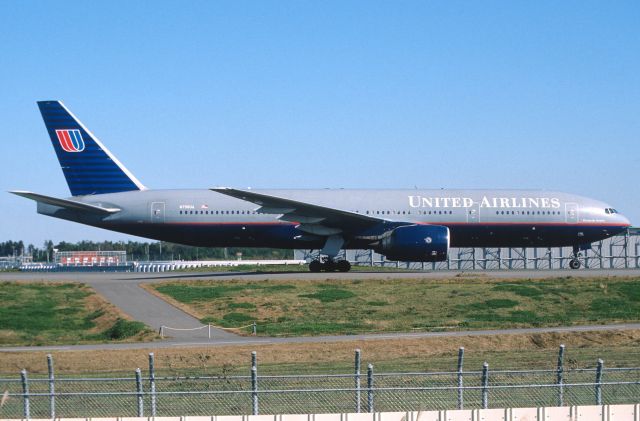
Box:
[1,268,639,352]
[3,268,640,283]
[2,322,640,352]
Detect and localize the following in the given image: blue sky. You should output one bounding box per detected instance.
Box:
[1,1,639,247]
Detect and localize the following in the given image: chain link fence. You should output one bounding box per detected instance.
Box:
[2,347,639,419]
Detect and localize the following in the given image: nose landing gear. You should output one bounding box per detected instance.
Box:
[569,246,582,270]
[308,257,351,272]
[569,258,581,270]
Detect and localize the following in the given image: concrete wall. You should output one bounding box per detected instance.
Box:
[7,404,640,421]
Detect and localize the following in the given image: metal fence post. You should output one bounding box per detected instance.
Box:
[149,353,157,417]
[20,369,30,420]
[367,364,374,413]
[135,368,144,417]
[556,344,565,406]
[251,366,259,415]
[251,351,259,415]
[47,354,55,419]
[481,362,489,409]
[355,349,361,413]
[595,359,603,405]
[457,347,464,409]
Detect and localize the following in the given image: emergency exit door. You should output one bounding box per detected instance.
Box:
[565,203,578,223]
[467,203,480,223]
[151,202,165,223]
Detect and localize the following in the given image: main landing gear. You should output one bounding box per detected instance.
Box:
[309,257,351,272]
[310,235,351,272]
[569,246,582,270]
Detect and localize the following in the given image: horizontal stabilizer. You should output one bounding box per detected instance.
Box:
[10,191,120,214]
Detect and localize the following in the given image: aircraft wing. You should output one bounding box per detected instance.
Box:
[10,191,121,214]
[211,187,394,237]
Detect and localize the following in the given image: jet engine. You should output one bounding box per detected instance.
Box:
[376,224,449,262]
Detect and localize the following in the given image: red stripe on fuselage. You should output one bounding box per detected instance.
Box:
[438,222,630,227]
[159,221,628,228]
[163,221,296,226]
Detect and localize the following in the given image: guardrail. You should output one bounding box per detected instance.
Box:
[134,259,306,272]
[160,322,257,338]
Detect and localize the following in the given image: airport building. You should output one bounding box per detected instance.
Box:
[54,250,127,267]
[0,254,32,269]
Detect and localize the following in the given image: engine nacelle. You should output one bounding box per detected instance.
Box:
[376,224,449,262]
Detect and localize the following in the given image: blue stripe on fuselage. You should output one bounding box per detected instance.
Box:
[96,221,627,249]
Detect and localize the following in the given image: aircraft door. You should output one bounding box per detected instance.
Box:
[151,202,165,223]
[467,203,480,223]
[565,202,578,223]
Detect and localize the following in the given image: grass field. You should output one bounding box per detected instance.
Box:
[149,276,640,336]
[0,282,155,345]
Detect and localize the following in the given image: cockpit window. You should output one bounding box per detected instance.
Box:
[605,208,610,214]
[605,208,619,214]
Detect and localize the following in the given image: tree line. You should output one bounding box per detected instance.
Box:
[0,240,292,262]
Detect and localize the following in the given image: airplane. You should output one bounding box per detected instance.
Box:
[10,101,631,272]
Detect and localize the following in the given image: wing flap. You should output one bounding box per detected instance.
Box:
[10,191,121,214]
[257,206,296,214]
[278,214,326,224]
[296,224,343,236]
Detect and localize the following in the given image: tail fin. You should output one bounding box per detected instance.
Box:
[37,101,146,196]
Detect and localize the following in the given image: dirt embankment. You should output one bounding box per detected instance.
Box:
[2,328,639,375]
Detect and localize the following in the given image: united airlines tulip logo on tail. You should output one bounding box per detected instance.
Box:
[56,129,85,152]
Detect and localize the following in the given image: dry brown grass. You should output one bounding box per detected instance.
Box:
[2,329,639,376]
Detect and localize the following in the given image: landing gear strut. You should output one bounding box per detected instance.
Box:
[309,257,351,272]
[569,246,581,270]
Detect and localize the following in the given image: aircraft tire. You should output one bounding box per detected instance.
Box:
[569,258,581,270]
[309,260,322,272]
[337,260,351,272]
[322,260,337,272]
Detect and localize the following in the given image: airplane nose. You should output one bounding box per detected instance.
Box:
[617,213,632,227]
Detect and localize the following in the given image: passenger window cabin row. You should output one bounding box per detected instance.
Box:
[179,210,258,215]
[177,209,562,217]
[495,210,561,216]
